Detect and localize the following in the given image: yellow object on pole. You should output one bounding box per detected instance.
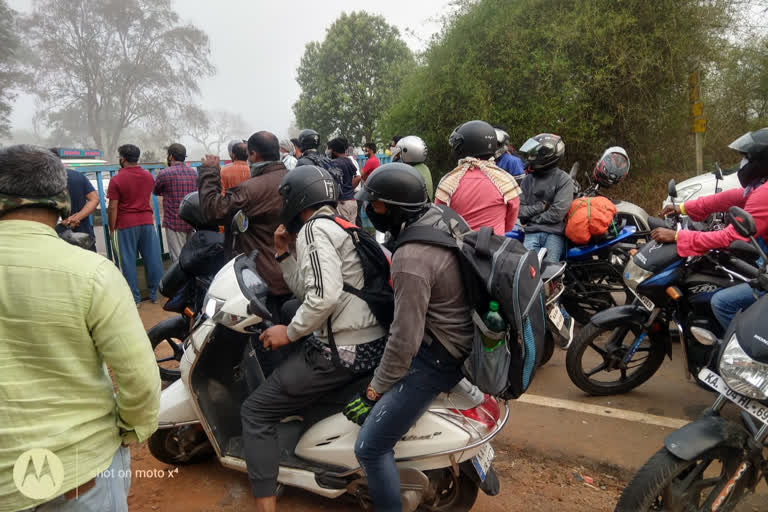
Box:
[689,71,705,174]
[692,118,707,133]
[691,101,704,118]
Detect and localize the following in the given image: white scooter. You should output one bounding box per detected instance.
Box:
[149,213,509,511]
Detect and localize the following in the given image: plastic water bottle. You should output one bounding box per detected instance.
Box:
[482,301,506,351]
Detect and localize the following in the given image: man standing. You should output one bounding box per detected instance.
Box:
[279,138,297,170]
[436,120,521,235]
[361,142,380,182]
[61,167,99,241]
[327,137,359,223]
[108,144,164,305]
[153,143,197,261]
[0,145,160,512]
[221,140,251,190]
[197,131,291,315]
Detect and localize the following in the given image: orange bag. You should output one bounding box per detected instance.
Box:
[564,196,617,245]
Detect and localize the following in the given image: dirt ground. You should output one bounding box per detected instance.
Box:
[126,439,627,512]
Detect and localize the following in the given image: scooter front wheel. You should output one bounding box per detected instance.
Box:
[566,321,665,396]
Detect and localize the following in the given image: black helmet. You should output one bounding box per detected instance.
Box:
[731,128,768,187]
[179,191,217,230]
[729,128,768,161]
[519,133,565,171]
[297,129,320,152]
[278,165,338,233]
[593,146,630,187]
[355,162,428,235]
[449,120,497,159]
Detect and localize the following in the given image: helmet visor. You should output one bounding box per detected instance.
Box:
[729,132,755,154]
[519,138,542,160]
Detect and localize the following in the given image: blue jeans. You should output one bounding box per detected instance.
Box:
[523,231,565,262]
[21,446,130,512]
[115,224,163,303]
[354,344,464,512]
[711,283,763,330]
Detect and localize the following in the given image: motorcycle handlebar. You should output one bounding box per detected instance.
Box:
[726,256,760,279]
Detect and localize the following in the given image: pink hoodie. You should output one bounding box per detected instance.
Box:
[676,182,768,257]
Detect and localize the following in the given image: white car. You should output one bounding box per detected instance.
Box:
[662,165,740,208]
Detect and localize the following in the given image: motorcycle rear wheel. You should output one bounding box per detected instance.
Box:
[419,469,478,512]
[615,446,754,511]
[566,322,665,395]
[148,427,214,465]
[561,261,629,325]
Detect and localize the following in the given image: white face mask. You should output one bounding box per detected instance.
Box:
[740,157,749,169]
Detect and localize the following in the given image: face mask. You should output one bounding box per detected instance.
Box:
[737,157,768,188]
[365,203,392,234]
[285,216,304,234]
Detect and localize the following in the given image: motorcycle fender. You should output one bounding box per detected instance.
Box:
[664,415,749,461]
[157,378,199,428]
[590,305,648,329]
[460,460,500,496]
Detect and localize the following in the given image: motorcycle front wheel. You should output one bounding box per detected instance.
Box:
[566,322,665,395]
[615,446,754,511]
[147,315,188,383]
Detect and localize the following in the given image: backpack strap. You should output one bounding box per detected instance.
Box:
[474,226,494,257]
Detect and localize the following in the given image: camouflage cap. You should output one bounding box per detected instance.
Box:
[0,190,71,219]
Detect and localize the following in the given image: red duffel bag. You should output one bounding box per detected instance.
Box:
[565,196,617,245]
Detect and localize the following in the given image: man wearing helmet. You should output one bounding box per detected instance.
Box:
[435,120,521,235]
[494,127,525,177]
[653,128,768,329]
[345,162,474,511]
[392,135,434,200]
[295,128,333,170]
[518,133,574,262]
[241,165,388,512]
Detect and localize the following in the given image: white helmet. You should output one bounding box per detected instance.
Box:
[395,136,428,164]
[494,129,510,159]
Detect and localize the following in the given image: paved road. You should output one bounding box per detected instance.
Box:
[137,304,767,509]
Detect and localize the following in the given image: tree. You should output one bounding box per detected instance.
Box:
[381,0,735,175]
[293,11,414,146]
[23,0,214,158]
[0,1,26,138]
[181,106,248,157]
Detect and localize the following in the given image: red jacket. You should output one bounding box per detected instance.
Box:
[677,181,768,257]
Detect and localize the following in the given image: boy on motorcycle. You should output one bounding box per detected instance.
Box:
[652,128,768,329]
[241,165,388,512]
[346,163,475,511]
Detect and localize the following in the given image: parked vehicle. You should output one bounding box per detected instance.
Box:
[539,254,572,363]
[615,206,768,511]
[148,226,509,511]
[662,161,740,209]
[566,180,756,396]
[147,192,232,383]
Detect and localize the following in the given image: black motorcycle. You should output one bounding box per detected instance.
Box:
[615,206,768,511]
[566,180,756,395]
[147,192,231,382]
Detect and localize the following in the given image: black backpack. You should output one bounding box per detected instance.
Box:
[395,206,547,399]
[298,152,345,191]
[315,215,394,367]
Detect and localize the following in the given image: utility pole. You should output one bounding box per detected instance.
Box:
[689,70,706,175]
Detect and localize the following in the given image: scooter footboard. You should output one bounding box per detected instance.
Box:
[157,378,199,428]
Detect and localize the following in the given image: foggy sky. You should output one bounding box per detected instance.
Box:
[6,0,451,140]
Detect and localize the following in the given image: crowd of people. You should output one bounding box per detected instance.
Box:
[2,119,767,512]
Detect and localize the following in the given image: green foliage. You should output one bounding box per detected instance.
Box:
[293,11,414,146]
[381,0,735,178]
[0,0,26,138]
[23,0,214,158]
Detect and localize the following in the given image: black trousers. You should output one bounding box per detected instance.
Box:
[240,342,358,497]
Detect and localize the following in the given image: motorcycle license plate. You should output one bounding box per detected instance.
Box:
[548,305,565,331]
[698,368,768,425]
[638,295,655,311]
[471,444,495,482]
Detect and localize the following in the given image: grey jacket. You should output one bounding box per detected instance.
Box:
[519,167,574,234]
[279,205,386,346]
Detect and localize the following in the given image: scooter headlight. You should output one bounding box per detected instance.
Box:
[204,295,224,319]
[719,334,768,400]
[623,259,653,291]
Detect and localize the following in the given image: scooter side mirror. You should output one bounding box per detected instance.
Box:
[232,210,249,234]
[667,179,677,199]
[713,162,724,181]
[570,161,580,179]
[728,206,757,238]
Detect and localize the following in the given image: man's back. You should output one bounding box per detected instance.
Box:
[221,160,251,190]
[412,162,434,201]
[497,152,524,176]
[0,220,160,510]
[153,163,198,232]
[66,169,96,236]
[333,157,358,201]
[441,168,514,235]
[108,166,155,229]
